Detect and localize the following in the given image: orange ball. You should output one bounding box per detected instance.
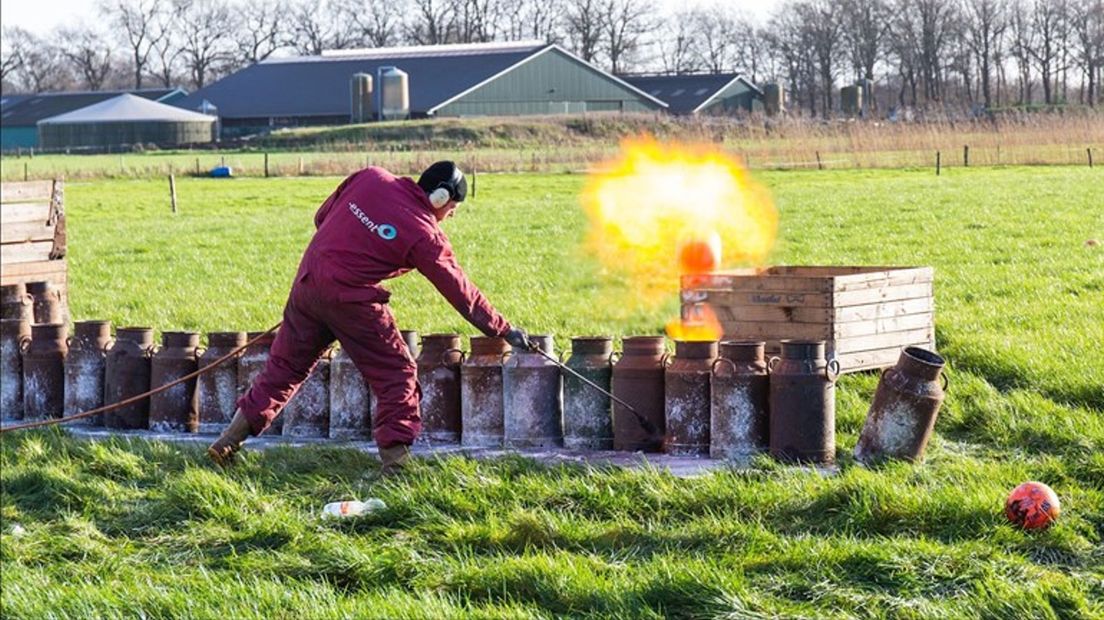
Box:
[678,233,721,274]
[1005,481,1060,530]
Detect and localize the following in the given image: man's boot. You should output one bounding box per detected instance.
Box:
[207,410,253,467]
[378,444,411,477]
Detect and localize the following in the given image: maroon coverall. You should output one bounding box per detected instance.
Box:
[238,167,511,448]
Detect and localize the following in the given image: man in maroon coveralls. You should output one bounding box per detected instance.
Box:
[208,161,531,474]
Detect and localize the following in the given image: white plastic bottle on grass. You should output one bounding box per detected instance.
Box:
[321,498,386,518]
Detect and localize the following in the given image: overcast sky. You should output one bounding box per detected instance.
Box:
[3,0,783,37]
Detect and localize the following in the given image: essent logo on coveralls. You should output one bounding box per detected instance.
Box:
[348,202,397,240]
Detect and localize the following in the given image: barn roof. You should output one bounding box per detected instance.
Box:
[38,94,217,125]
[620,73,762,114]
[1,88,186,126]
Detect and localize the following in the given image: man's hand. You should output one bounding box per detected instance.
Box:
[504,328,533,350]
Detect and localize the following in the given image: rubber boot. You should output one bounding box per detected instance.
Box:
[378,444,411,477]
[207,410,253,467]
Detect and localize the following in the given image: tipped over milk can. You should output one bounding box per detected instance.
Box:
[26,281,62,325]
[64,320,112,426]
[104,327,154,429]
[1,318,31,419]
[198,331,247,434]
[563,336,614,450]
[149,331,201,432]
[417,334,464,444]
[461,336,509,448]
[612,336,666,452]
[330,345,372,440]
[769,340,840,465]
[665,340,717,456]
[504,335,562,448]
[855,347,947,464]
[282,354,331,437]
[238,330,280,434]
[1,284,33,321]
[22,323,67,421]
[710,341,769,461]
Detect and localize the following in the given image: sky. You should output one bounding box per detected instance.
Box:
[3,0,783,37]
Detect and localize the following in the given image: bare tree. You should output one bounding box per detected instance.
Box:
[56,26,117,90]
[732,11,769,82]
[176,0,235,88]
[841,0,891,109]
[965,0,1009,109]
[452,0,502,43]
[236,0,289,63]
[1070,0,1104,105]
[290,0,358,53]
[690,6,736,73]
[501,0,564,43]
[1,27,28,87]
[1028,0,1070,103]
[104,0,167,89]
[800,0,843,117]
[406,0,456,45]
[563,0,603,62]
[148,2,186,87]
[12,31,71,92]
[766,2,818,115]
[600,0,652,73]
[655,9,698,74]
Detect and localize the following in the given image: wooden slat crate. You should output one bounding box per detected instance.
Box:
[680,266,935,373]
[1,180,69,322]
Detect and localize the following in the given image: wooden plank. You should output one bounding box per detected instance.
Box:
[1,221,55,244]
[832,267,933,291]
[835,348,909,373]
[683,274,834,294]
[0,259,67,280]
[833,313,933,338]
[720,320,832,340]
[837,327,934,354]
[699,290,834,308]
[0,201,52,225]
[832,282,933,307]
[0,241,54,265]
[765,265,914,277]
[707,304,832,323]
[0,181,53,203]
[832,297,934,322]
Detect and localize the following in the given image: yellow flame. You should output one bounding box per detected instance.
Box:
[666,303,723,341]
[581,136,778,299]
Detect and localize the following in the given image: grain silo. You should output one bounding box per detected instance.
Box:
[37,94,217,149]
[763,83,785,116]
[377,66,410,121]
[350,73,374,123]
[840,85,862,118]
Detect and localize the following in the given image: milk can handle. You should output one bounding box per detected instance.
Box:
[608,351,621,366]
[825,359,841,382]
[767,356,780,373]
[19,336,32,354]
[65,336,72,347]
[194,346,207,361]
[711,357,737,376]
[441,348,466,366]
[102,339,115,354]
[660,353,672,368]
[940,369,949,391]
[500,350,513,366]
[558,350,569,364]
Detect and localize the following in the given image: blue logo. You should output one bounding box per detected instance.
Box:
[377,225,397,240]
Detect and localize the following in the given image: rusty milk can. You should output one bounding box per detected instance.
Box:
[197,331,247,434]
[237,330,280,434]
[769,340,841,465]
[504,335,562,449]
[665,340,717,456]
[855,347,948,464]
[612,336,667,452]
[1,318,31,419]
[460,336,509,448]
[282,354,331,437]
[401,329,419,360]
[563,336,615,450]
[104,327,155,429]
[329,345,372,440]
[710,341,770,461]
[149,331,201,433]
[64,320,112,426]
[22,323,67,421]
[417,334,464,444]
[26,281,62,325]
[1,283,33,321]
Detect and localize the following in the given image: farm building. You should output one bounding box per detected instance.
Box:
[1,88,187,150]
[619,73,763,115]
[37,94,217,149]
[172,41,667,136]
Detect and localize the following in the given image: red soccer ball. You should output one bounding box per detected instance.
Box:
[1005,481,1060,530]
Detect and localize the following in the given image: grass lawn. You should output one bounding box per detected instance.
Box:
[2,165,1103,618]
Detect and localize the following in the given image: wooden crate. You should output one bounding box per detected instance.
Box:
[1,180,69,321]
[680,266,935,373]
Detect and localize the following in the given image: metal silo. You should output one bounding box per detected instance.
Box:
[763,83,785,116]
[377,66,410,121]
[350,73,374,123]
[840,85,862,118]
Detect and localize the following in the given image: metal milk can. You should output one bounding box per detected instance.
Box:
[149,331,201,433]
[330,345,372,440]
[26,281,62,324]
[710,341,770,461]
[563,336,615,450]
[64,320,112,426]
[612,336,666,452]
[104,327,154,429]
[401,329,419,360]
[417,334,464,444]
[1,318,31,419]
[665,340,717,456]
[1,283,33,321]
[197,331,246,434]
[461,336,509,448]
[22,323,67,421]
[237,330,280,434]
[504,335,562,449]
[282,354,331,437]
[768,340,840,465]
[855,346,948,464]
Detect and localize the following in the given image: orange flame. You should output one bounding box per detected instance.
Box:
[666,303,723,341]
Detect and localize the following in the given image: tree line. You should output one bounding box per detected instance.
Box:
[2,0,1102,117]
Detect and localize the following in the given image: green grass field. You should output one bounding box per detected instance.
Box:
[2,165,1103,618]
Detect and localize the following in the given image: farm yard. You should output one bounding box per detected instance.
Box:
[1,161,1102,618]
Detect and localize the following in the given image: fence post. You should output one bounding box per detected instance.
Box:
[1089,147,1094,169]
[471,168,477,199]
[169,174,178,213]
[963,144,969,167]
[936,151,941,176]
[298,156,304,176]
[264,153,270,178]
[195,158,200,175]
[816,151,823,170]
[24,162,29,181]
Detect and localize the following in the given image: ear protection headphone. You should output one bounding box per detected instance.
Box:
[429,165,464,209]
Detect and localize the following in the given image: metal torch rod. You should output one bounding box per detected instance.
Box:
[527,344,660,438]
